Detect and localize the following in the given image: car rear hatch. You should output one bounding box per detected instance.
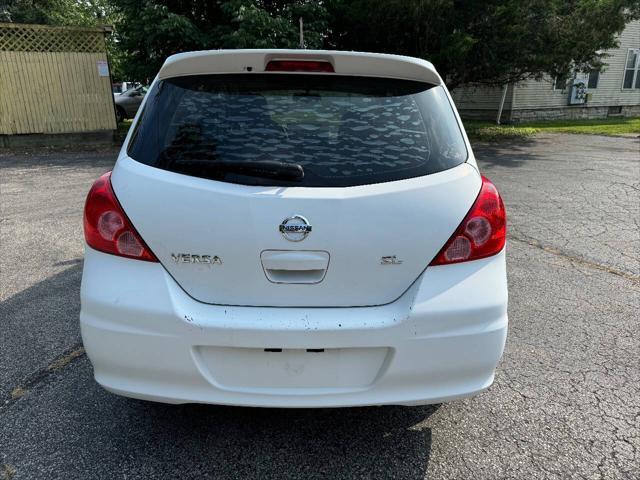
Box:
[111,50,480,307]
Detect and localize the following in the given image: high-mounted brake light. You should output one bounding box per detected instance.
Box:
[265,60,334,73]
[430,176,506,266]
[83,172,157,262]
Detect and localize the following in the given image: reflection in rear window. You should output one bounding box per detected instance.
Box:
[128,74,467,187]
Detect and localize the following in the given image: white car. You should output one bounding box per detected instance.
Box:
[81,50,508,407]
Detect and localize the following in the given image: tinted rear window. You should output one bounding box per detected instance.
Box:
[128,74,467,187]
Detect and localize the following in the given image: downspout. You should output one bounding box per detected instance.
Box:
[496,83,509,124]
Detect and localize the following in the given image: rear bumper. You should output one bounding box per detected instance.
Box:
[80,247,508,407]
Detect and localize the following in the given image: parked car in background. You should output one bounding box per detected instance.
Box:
[82,49,508,408]
[112,81,142,96]
[114,85,148,122]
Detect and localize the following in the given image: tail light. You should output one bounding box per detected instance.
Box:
[430,176,506,266]
[265,60,334,73]
[83,172,157,262]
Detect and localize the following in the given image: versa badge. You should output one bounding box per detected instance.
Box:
[171,254,222,265]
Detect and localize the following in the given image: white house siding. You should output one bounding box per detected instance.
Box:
[450,84,514,120]
[591,18,640,109]
[512,20,640,121]
[454,20,640,122]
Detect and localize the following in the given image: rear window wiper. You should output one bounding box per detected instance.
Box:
[172,158,304,182]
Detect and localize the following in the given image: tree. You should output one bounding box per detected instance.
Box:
[110,0,328,81]
[3,0,113,26]
[326,0,640,88]
[4,0,639,87]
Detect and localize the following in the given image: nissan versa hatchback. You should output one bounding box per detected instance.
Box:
[80,50,508,407]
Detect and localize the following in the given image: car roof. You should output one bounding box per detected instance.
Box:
[158,49,443,85]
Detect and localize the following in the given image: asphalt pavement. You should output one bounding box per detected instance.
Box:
[0,134,638,479]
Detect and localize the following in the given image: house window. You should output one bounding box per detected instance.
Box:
[587,70,599,89]
[554,76,567,90]
[622,48,640,89]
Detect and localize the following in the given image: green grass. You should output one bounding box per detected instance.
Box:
[464,117,640,142]
[516,117,640,136]
[117,119,132,136]
[464,122,539,142]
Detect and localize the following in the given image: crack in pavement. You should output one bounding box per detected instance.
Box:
[0,344,85,415]
[508,234,640,284]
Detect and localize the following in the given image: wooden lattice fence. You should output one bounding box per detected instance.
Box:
[0,23,116,135]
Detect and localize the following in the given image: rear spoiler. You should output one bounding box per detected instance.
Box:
[158,49,443,86]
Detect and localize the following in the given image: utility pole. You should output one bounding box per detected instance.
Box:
[299,17,304,48]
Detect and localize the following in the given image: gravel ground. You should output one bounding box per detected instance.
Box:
[0,134,638,479]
